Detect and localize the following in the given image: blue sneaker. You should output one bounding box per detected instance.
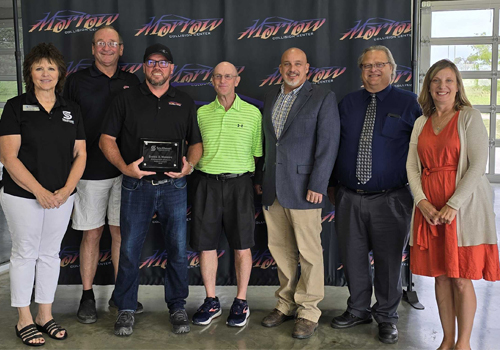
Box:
[192,297,222,325]
[226,298,250,327]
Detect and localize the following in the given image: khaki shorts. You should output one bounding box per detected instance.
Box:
[72,175,122,230]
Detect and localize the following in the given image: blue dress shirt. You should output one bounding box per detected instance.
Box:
[332,84,422,192]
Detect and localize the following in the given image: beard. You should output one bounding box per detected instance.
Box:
[146,73,168,87]
[283,74,301,88]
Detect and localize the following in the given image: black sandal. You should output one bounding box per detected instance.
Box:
[15,324,45,347]
[35,319,67,340]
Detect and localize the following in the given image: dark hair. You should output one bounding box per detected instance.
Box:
[23,42,66,93]
[418,59,472,117]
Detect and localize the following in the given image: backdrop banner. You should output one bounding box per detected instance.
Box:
[21,0,413,286]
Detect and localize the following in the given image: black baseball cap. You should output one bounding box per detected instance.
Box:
[143,43,173,63]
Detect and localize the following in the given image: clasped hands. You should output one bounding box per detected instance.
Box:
[34,186,72,209]
[417,199,457,226]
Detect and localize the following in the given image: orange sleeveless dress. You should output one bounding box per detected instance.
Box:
[410,111,500,281]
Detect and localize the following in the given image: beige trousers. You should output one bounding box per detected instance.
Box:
[263,198,324,322]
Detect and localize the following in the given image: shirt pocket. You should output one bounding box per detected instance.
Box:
[381,114,409,139]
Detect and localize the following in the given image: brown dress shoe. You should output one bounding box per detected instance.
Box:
[292,318,318,339]
[261,309,294,327]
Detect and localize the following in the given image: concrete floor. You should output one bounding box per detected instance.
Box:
[2,184,500,349]
[0,275,499,349]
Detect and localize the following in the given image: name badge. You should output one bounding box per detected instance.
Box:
[23,105,40,112]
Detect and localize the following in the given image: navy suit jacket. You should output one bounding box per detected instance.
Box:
[260,80,340,209]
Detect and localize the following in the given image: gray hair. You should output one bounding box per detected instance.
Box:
[357,45,397,80]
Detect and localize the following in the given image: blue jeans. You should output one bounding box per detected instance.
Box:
[114,175,188,312]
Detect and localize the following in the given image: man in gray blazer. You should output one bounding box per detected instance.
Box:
[255,47,340,339]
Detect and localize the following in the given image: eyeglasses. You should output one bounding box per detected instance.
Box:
[145,60,171,68]
[94,41,122,48]
[213,74,237,81]
[360,62,391,70]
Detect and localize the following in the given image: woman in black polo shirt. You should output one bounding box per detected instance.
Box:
[0,43,86,346]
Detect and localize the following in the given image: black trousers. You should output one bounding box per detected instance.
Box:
[335,185,413,324]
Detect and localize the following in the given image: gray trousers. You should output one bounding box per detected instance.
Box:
[335,185,412,324]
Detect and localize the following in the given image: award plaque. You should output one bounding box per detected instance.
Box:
[139,139,184,172]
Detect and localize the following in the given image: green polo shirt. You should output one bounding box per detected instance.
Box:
[196,94,263,174]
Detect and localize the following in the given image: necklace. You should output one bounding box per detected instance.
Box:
[432,110,455,132]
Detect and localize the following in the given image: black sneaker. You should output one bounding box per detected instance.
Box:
[114,311,134,336]
[109,298,144,314]
[170,309,190,334]
[77,298,97,324]
[226,298,250,327]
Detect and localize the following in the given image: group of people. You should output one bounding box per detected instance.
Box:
[0,24,499,350]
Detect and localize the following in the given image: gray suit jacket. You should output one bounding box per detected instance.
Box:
[260,80,340,209]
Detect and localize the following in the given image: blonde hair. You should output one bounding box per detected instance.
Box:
[357,45,397,80]
[418,59,471,117]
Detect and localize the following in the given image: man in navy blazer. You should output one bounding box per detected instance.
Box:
[256,47,340,339]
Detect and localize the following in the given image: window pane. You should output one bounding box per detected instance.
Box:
[0,81,18,102]
[0,20,16,50]
[463,79,490,105]
[496,113,500,140]
[482,113,491,138]
[431,45,491,71]
[0,53,17,76]
[495,148,500,174]
[431,10,493,38]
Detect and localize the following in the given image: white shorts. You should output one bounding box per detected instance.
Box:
[72,175,122,230]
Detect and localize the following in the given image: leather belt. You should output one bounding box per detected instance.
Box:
[201,172,248,181]
[344,184,408,195]
[142,178,172,186]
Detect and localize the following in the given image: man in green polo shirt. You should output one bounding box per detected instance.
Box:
[190,61,262,328]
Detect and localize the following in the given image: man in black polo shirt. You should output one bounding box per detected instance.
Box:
[63,25,140,324]
[100,43,203,336]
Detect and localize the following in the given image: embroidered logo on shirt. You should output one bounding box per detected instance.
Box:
[237,124,244,128]
[62,111,74,124]
[123,85,130,89]
[169,101,182,107]
[23,105,40,112]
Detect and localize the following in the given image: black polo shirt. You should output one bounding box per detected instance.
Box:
[64,62,140,180]
[0,92,86,199]
[101,81,202,181]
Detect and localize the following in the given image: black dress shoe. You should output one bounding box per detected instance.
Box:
[331,311,372,329]
[378,322,398,344]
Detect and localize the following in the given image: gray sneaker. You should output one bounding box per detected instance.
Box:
[170,309,190,334]
[114,311,134,336]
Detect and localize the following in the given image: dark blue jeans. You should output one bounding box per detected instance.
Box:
[114,175,188,312]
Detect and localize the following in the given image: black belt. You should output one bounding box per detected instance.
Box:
[200,172,248,181]
[344,184,407,195]
[142,178,172,186]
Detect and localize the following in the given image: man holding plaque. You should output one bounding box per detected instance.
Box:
[190,62,262,328]
[255,48,340,339]
[100,43,202,336]
[63,25,141,325]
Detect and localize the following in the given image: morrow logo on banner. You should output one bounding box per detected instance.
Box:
[65,59,143,76]
[238,16,326,40]
[340,17,411,41]
[28,10,119,34]
[135,14,223,38]
[260,66,346,87]
[169,64,245,87]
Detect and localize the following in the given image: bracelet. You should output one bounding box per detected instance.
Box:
[188,161,195,175]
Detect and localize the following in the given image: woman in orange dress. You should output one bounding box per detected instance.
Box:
[407,59,500,350]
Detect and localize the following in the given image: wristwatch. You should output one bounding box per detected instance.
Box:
[188,161,195,175]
